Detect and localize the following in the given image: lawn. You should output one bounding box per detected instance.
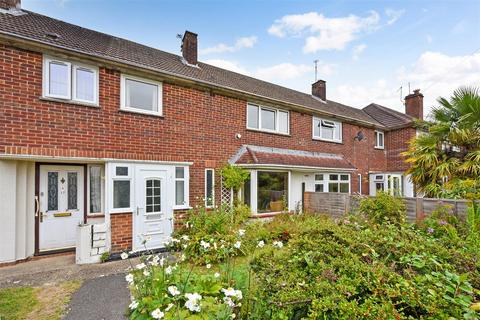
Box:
[125,195,480,319]
[0,280,81,320]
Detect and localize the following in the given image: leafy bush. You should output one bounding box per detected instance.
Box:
[249,214,479,319]
[359,192,406,225]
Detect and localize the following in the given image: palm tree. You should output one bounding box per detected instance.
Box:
[403,87,480,199]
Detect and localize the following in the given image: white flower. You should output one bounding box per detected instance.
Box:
[168,285,180,296]
[273,241,284,248]
[222,287,242,300]
[182,244,188,249]
[143,270,150,276]
[206,264,211,269]
[231,314,236,319]
[121,252,129,260]
[257,240,265,248]
[224,296,235,307]
[181,235,190,241]
[136,263,146,270]
[160,256,165,267]
[172,238,181,243]
[151,308,164,319]
[213,242,218,250]
[165,266,173,275]
[125,273,134,284]
[185,293,202,312]
[129,300,139,310]
[234,241,241,249]
[200,240,211,249]
[180,254,186,262]
[214,272,220,278]
[238,229,246,237]
[165,303,174,312]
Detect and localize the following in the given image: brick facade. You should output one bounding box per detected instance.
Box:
[0,43,414,252]
[110,213,133,252]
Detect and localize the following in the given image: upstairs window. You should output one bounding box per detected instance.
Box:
[121,75,162,116]
[43,56,98,104]
[375,131,385,149]
[247,103,289,134]
[313,117,342,143]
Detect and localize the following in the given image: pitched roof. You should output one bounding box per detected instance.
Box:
[0,9,383,127]
[363,103,414,128]
[231,145,356,170]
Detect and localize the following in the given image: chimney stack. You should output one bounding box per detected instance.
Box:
[405,89,424,120]
[181,31,198,66]
[312,79,326,101]
[0,0,20,9]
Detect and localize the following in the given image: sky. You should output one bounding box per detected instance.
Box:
[23,0,480,117]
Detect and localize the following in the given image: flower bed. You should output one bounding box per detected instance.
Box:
[125,197,480,319]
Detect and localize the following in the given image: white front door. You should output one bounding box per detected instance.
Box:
[133,167,173,251]
[39,165,84,251]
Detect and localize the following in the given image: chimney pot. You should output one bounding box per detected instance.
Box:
[405,88,424,120]
[312,79,326,101]
[0,0,20,9]
[181,31,198,66]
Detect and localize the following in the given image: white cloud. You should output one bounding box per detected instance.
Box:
[200,36,257,55]
[268,11,380,52]
[397,51,480,112]
[255,63,312,81]
[330,51,480,115]
[203,59,250,75]
[352,44,367,60]
[385,8,405,25]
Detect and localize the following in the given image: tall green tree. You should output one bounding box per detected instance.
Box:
[403,87,480,199]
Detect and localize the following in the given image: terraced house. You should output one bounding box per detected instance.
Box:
[0,0,424,264]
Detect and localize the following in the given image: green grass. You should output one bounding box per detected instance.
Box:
[0,287,38,320]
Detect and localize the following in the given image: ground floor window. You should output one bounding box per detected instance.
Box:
[315,173,350,194]
[205,169,215,208]
[257,171,288,213]
[242,173,251,207]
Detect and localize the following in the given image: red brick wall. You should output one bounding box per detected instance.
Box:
[0,44,409,201]
[110,213,132,252]
[385,127,416,171]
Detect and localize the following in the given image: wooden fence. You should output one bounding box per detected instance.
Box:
[303,192,471,222]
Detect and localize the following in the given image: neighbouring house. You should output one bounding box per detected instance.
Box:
[0,0,424,264]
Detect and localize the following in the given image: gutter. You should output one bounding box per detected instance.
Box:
[0,31,385,130]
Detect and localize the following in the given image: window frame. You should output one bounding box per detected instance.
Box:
[43,56,99,105]
[174,166,190,210]
[205,169,215,208]
[120,74,163,116]
[72,64,99,104]
[312,117,343,143]
[374,130,385,149]
[110,164,133,213]
[87,164,105,215]
[246,103,290,135]
[314,172,351,194]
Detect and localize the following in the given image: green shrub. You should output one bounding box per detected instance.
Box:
[359,192,406,225]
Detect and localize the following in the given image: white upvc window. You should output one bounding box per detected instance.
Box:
[43,56,98,104]
[120,74,163,116]
[174,166,190,209]
[88,164,105,215]
[247,103,289,134]
[111,164,132,212]
[313,117,342,143]
[314,173,350,194]
[375,130,385,149]
[205,169,215,208]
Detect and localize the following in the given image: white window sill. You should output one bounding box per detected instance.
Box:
[109,209,133,215]
[173,206,192,210]
[120,107,163,117]
[40,96,99,108]
[374,146,385,150]
[312,137,343,144]
[246,128,290,137]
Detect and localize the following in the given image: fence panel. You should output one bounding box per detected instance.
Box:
[304,192,471,222]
